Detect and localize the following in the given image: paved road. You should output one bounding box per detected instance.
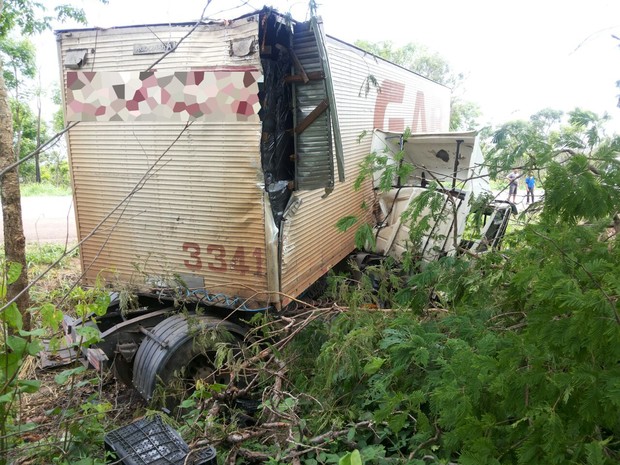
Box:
[0,196,77,244]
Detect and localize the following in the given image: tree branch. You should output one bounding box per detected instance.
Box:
[0,121,78,179]
[531,229,620,325]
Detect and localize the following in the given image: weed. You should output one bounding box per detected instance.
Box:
[26,243,78,268]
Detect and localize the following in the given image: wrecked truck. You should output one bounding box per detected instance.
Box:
[55,7,507,401]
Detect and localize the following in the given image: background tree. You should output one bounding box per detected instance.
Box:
[355,39,481,131]
[43,85,70,186]
[0,36,51,183]
[8,100,52,182]
[0,0,104,330]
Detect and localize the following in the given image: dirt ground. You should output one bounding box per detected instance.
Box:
[11,358,147,464]
[8,254,147,463]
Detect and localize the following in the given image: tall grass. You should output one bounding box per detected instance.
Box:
[0,242,80,306]
[25,242,79,267]
[20,182,71,197]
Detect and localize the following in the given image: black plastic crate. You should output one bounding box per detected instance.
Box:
[104,415,216,465]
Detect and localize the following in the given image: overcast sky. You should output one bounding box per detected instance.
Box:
[36,0,620,133]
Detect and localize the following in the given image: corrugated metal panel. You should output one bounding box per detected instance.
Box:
[279,39,451,302]
[67,122,267,303]
[292,21,335,191]
[57,19,260,73]
[59,18,272,307]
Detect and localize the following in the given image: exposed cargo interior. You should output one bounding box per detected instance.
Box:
[258,9,344,228]
[258,11,294,227]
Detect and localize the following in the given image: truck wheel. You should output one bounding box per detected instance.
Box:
[132,313,247,405]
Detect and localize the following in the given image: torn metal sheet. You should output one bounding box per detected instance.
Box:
[64,48,88,69]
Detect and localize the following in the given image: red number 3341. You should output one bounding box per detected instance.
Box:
[182,242,263,276]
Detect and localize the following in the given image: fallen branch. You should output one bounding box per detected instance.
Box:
[308,421,372,445]
[227,422,289,444]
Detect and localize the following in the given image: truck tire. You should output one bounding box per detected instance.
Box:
[132,313,247,404]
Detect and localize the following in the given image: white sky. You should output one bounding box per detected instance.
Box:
[33,0,620,134]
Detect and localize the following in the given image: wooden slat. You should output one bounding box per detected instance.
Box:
[294,99,329,135]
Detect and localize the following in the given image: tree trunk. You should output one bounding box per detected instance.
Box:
[0,62,29,331]
[35,94,41,183]
[35,81,41,183]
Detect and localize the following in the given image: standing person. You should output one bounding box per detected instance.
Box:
[506,168,519,203]
[525,172,535,203]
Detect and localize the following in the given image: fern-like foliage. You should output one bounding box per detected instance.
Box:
[287,109,620,465]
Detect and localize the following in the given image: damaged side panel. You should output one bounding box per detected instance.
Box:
[291,18,344,193]
[278,37,452,303]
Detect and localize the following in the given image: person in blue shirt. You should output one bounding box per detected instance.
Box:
[525,172,535,203]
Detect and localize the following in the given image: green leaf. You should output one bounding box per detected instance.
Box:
[75,325,102,345]
[326,453,341,464]
[15,421,38,432]
[93,293,111,316]
[19,328,45,337]
[363,357,385,376]
[55,366,86,385]
[0,392,15,404]
[585,441,605,465]
[180,398,196,409]
[6,335,27,357]
[40,303,63,330]
[207,383,227,393]
[71,458,99,465]
[387,412,408,433]
[360,445,385,462]
[336,215,358,232]
[355,223,376,250]
[17,379,41,393]
[6,261,22,285]
[26,339,43,356]
[339,450,362,465]
[1,302,23,330]
[0,352,21,383]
